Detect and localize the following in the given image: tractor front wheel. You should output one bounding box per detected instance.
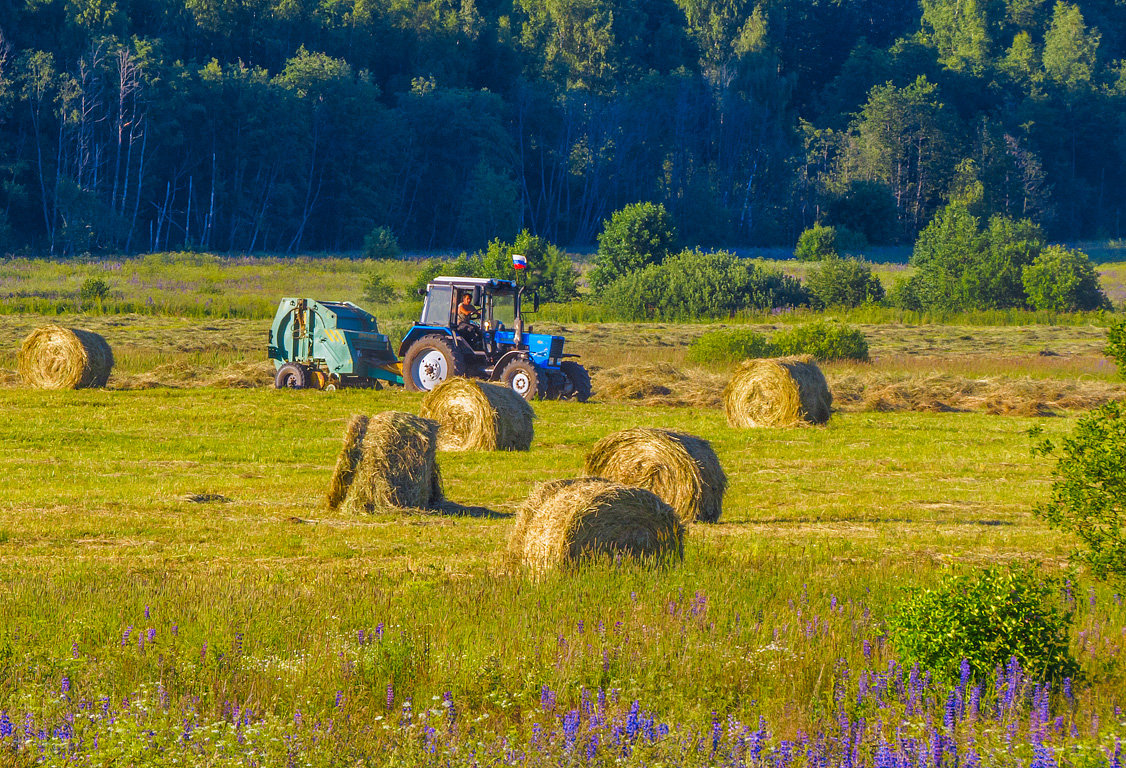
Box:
[557,361,592,402]
[403,335,464,392]
[501,358,543,401]
[275,363,309,389]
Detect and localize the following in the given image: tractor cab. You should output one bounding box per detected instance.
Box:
[399,276,589,401]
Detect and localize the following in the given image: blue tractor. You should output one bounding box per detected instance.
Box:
[399,276,590,401]
[267,276,590,401]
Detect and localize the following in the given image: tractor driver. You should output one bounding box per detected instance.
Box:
[456,292,483,346]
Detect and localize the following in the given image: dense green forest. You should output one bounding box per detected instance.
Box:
[0,0,1123,255]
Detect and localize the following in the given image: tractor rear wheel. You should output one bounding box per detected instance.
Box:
[275,363,309,389]
[403,335,464,392]
[557,361,592,402]
[501,358,542,401]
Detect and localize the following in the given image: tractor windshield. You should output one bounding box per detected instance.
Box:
[489,291,516,329]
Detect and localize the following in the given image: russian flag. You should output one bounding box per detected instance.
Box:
[512,252,527,270]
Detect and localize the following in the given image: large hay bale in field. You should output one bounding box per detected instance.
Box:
[336,411,443,513]
[420,377,535,451]
[723,356,831,428]
[507,477,685,570]
[19,325,113,389]
[583,428,727,523]
[326,414,370,509]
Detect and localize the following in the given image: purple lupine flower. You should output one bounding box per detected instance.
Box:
[147,628,156,643]
[357,629,365,645]
[71,642,79,659]
[444,691,456,726]
[944,691,957,731]
[61,676,70,695]
[121,626,133,646]
[171,625,178,636]
[234,633,243,654]
[625,700,640,741]
[375,622,384,639]
[863,639,872,660]
[540,685,555,712]
[0,711,12,739]
[385,682,394,710]
[562,709,580,750]
[586,733,599,759]
[577,620,584,633]
[335,691,343,708]
[711,712,722,754]
[145,605,150,619]
[1063,677,1073,702]
[1031,744,1059,768]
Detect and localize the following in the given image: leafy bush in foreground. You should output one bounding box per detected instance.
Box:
[888,566,1078,683]
[771,320,869,361]
[1108,319,1126,377]
[1034,401,1126,584]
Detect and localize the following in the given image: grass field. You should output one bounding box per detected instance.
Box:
[1,255,1125,765]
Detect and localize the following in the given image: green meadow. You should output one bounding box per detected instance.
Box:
[0,255,1124,765]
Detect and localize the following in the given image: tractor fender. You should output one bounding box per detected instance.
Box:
[489,350,531,380]
[398,325,452,359]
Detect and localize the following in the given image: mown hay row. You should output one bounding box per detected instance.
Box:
[584,428,726,523]
[724,356,832,428]
[507,477,685,570]
[19,326,114,389]
[420,377,534,451]
[830,372,1126,416]
[328,411,443,513]
[591,363,724,408]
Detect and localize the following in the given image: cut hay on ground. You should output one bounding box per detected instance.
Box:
[724,356,832,428]
[326,415,369,509]
[829,372,1126,416]
[112,360,275,390]
[420,377,535,451]
[331,411,443,513]
[507,477,685,570]
[19,325,114,389]
[591,363,724,408]
[583,428,727,523]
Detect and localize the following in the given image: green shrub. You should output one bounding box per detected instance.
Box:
[362,226,401,259]
[903,203,1045,311]
[770,320,869,361]
[1107,320,1126,376]
[794,223,838,261]
[599,250,811,321]
[806,256,885,308]
[1022,245,1110,311]
[80,277,112,303]
[590,202,677,292]
[687,328,773,365]
[888,566,1078,683]
[362,272,397,304]
[1033,402,1126,584]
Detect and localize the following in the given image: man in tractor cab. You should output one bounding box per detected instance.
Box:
[456,292,483,347]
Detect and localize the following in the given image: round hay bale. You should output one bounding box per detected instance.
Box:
[583,428,727,523]
[19,325,114,389]
[723,355,832,428]
[326,414,369,509]
[339,411,443,513]
[420,377,535,451]
[508,477,685,570]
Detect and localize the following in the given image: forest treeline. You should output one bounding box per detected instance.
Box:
[0,0,1123,255]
